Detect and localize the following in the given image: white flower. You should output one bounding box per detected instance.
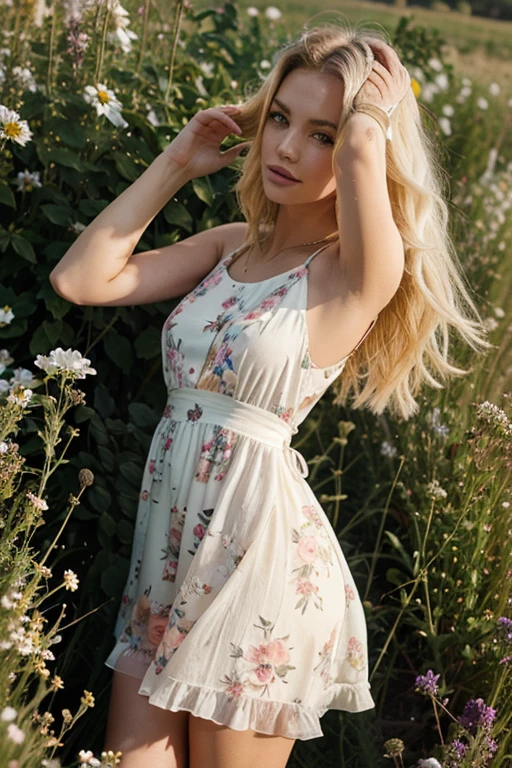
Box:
[418,760,443,768]
[380,440,397,458]
[434,72,448,91]
[0,106,33,146]
[78,751,101,767]
[1,706,17,722]
[489,82,500,96]
[411,66,425,82]
[32,0,52,27]
[41,649,55,661]
[26,491,49,510]
[63,569,79,592]
[483,316,498,331]
[264,5,282,19]
[246,5,259,15]
[420,82,439,104]
[6,723,25,744]
[441,104,454,116]
[427,57,443,72]
[6,386,33,407]
[70,221,87,234]
[0,305,15,326]
[259,60,271,69]
[456,85,472,104]
[12,66,38,92]
[493,307,505,318]
[108,3,138,54]
[146,109,159,127]
[83,83,128,129]
[34,347,97,379]
[198,61,214,77]
[426,479,448,499]
[477,97,489,110]
[438,117,451,136]
[462,76,472,86]
[14,169,42,192]
[10,367,38,387]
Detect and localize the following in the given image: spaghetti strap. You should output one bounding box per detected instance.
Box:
[303,241,334,268]
[348,314,379,358]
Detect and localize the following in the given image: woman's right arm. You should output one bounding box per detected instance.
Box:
[49,105,249,306]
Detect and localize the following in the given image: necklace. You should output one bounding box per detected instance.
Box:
[242,235,335,274]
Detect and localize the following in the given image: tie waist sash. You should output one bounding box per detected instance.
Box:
[165,387,309,479]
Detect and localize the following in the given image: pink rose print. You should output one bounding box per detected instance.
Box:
[345,583,356,607]
[295,579,319,596]
[164,437,173,450]
[193,523,205,540]
[313,624,337,688]
[223,616,296,698]
[140,490,149,501]
[162,560,178,582]
[146,613,168,647]
[148,459,156,474]
[297,535,318,564]
[347,636,365,671]
[302,504,324,528]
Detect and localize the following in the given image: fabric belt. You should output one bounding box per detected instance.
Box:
[165,387,309,479]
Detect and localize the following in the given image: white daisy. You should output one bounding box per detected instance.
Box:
[264,5,281,20]
[0,106,33,146]
[83,83,128,129]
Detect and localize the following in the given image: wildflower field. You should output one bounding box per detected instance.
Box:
[0,0,511,767]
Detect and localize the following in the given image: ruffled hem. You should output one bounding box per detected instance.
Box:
[137,674,375,741]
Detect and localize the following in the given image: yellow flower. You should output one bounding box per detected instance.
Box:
[411,77,421,99]
[101,751,123,765]
[81,690,95,708]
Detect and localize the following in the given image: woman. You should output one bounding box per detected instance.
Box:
[50,21,489,768]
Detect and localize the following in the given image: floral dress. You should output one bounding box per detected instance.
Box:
[104,241,378,740]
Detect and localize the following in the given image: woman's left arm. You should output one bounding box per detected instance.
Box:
[334,39,410,309]
[334,112,405,308]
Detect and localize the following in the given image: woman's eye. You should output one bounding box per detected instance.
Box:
[268,111,333,145]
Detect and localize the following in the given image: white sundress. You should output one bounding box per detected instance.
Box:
[104,241,378,740]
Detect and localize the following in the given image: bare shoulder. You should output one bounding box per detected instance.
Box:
[218,221,249,261]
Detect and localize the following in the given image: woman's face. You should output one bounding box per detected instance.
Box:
[260,68,344,204]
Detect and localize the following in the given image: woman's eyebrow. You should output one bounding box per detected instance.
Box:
[271,97,338,131]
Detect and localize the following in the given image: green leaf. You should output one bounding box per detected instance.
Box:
[46,148,85,172]
[74,406,96,424]
[42,319,63,346]
[192,176,214,206]
[163,199,194,233]
[99,511,117,537]
[78,198,109,217]
[113,152,140,182]
[40,204,75,227]
[0,182,16,208]
[117,519,134,544]
[134,325,162,360]
[128,402,160,429]
[100,562,128,597]
[50,119,88,149]
[10,234,36,263]
[88,485,113,514]
[104,331,133,374]
[119,461,143,487]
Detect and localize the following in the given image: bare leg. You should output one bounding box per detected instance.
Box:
[104,669,189,768]
[188,713,296,768]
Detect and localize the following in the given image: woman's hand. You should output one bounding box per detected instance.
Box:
[163,105,251,180]
[355,39,411,113]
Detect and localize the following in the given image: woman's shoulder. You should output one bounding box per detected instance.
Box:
[216,221,249,262]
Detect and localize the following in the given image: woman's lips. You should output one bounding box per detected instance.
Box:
[267,167,301,185]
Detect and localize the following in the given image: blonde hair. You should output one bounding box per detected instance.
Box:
[229,21,492,421]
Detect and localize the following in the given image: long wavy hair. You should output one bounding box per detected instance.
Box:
[228,22,491,421]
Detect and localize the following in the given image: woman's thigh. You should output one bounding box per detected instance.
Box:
[103,669,189,768]
[188,713,296,768]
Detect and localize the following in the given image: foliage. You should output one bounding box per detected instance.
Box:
[0,0,511,766]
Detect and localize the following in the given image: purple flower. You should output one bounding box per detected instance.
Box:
[415,669,441,697]
[449,739,467,758]
[497,616,512,645]
[486,737,498,755]
[457,698,497,732]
